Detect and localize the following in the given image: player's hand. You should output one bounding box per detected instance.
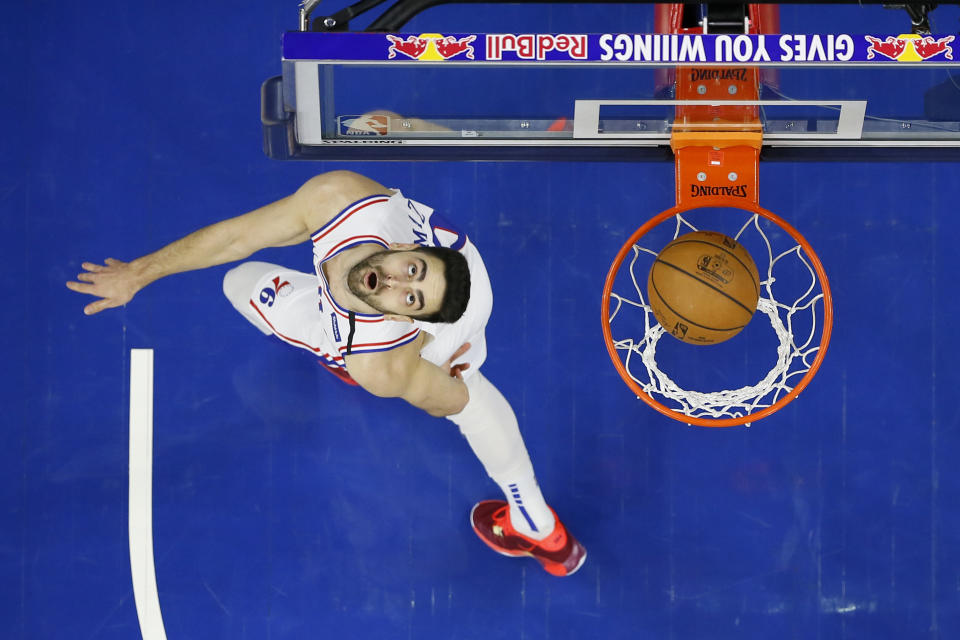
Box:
[65,258,143,315]
[442,342,471,380]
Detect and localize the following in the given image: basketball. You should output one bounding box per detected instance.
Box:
[647,230,760,345]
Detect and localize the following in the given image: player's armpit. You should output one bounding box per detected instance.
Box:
[345,338,468,417]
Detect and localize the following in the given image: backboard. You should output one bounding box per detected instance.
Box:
[264,31,960,161]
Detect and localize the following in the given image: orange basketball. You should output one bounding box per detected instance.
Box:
[647,230,760,345]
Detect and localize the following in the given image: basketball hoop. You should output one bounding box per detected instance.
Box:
[601,197,832,427]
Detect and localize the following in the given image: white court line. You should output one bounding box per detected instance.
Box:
[129,349,169,640]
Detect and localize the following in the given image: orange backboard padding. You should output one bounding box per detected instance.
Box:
[673,143,760,206]
[670,61,762,207]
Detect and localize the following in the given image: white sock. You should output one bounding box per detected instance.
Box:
[447,373,556,539]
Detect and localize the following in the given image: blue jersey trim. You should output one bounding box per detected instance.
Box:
[338,328,421,355]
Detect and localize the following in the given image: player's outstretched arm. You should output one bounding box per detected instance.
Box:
[65,191,314,315]
[66,171,389,315]
[345,337,471,417]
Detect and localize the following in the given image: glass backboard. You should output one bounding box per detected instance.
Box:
[262,32,960,160]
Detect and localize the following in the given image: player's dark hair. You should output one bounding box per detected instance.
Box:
[413,246,471,323]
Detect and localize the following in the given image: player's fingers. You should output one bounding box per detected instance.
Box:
[84,299,117,315]
[447,342,471,363]
[81,261,105,272]
[77,272,96,283]
[65,280,95,293]
[104,257,124,266]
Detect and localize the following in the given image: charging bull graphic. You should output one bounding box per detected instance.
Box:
[387,33,476,60]
[865,34,954,61]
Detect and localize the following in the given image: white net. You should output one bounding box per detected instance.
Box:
[607,212,827,424]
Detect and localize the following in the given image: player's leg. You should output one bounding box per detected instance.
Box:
[421,242,584,575]
[448,372,554,534]
[447,372,586,576]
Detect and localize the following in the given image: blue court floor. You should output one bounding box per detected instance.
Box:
[3,2,959,639]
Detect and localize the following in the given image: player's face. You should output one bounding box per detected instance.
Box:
[347,249,445,318]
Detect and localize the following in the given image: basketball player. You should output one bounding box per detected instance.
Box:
[66,170,586,577]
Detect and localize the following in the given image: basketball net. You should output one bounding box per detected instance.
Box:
[603,201,832,427]
[603,12,832,426]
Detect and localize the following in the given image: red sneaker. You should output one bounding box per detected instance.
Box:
[470,500,587,577]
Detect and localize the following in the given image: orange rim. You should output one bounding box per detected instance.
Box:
[601,197,833,427]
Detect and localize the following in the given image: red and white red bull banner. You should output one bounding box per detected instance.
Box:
[283,32,957,64]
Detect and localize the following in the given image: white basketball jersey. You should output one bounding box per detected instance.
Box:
[309,190,475,372]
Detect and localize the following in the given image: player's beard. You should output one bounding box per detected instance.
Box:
[346,251,390,313]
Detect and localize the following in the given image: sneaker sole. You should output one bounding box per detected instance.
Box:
[562,547,588,577]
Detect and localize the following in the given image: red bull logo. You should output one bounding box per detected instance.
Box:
[865,34,954,61]
[386,34,476,60]
[486,33,588,60]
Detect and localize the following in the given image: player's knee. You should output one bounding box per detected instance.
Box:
[447,373,517,431]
